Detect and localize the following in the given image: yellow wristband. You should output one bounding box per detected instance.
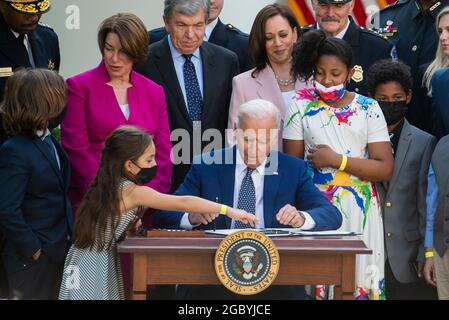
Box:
[339,155,348,171]
[425,251,434,259]
[220,205,228,215]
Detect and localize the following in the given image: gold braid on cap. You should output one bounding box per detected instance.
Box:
[10,0,49,14]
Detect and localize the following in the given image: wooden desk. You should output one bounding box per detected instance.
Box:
[118,235,371,300]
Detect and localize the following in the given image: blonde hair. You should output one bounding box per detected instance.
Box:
[423,6,449,90]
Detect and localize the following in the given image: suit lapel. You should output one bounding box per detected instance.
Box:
[208,19,227,47]
[53,137,70,190]
[0,16,31,67]
[342,17,360,48]
[263,152,281,228]
[256,67,287,117]
[388,121,412,194]
[200,43,215,123]
[33,138,63,187]
[153,38,192,128]
[217,147,237,229]
[28,31,46,68]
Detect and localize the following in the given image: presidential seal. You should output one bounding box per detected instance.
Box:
[214,230,280,295]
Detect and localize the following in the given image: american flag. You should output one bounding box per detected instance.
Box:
[288,0,397,27]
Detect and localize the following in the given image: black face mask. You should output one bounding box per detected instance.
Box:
[378,100,409,126]
[132,163,158,185]
[48,106,68,130]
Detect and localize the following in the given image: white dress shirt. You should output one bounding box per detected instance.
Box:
[167,35,204,113]
[11,29,35,67]
[204,18,219,41]
[180,150,316,230]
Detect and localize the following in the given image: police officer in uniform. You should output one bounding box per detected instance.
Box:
[149,0,252,72]
[303,0,394,96]
[0,0,60,298]
[372,0,449,81]
[372,0,449,133]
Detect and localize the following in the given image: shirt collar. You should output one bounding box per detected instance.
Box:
[167,35,201,61]
[317,18,350,39]
[11,29,27,41]
[205,18,219,41]
[236,147,267,176]
[37,129,51,141]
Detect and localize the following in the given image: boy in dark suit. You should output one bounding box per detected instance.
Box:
[0,68,72,299]
[367,59,438,300]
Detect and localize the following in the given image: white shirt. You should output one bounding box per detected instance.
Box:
[317,18,351,39]
[281,90,296,113]
[167,35,204,113]
[11,29,35,67]
[119,103,130,120]
[204,18,219,41]
[180,150,316,230]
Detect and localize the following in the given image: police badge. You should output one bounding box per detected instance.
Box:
[214,230,280,295]
[352,65,364,83]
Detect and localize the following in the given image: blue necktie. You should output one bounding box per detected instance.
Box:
[234,168,256,229]
[43,135,60,169]
[183,54,203,122]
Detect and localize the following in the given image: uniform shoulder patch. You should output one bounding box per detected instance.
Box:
[226,24,248,36]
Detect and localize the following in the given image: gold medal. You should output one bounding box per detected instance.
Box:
[47,59,55,71]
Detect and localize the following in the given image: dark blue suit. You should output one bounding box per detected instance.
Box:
[153,147,342,300]
[431,68,449,140]
[149,19,252,73]
[0,14,60,146]
[0,135,72,299]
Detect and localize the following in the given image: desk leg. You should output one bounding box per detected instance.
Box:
[131,254,147,300]
[339,255,356,300]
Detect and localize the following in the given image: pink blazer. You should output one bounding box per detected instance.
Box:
[61,61,173,213]
[227,66,308,149]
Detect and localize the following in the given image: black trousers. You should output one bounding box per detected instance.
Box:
[7,253,64,300]
[385,260,438,300]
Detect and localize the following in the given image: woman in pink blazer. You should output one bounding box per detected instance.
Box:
[227,4,308,149]
[61,13,172,228]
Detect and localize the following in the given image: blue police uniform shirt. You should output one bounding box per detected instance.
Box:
[372,0,449,80]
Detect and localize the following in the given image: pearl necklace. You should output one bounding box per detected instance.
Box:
[275,74,295,86]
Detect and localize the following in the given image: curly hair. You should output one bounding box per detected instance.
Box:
[366,59,413,96]
[291,29,353,81]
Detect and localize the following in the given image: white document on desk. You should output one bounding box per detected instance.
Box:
[206,229,358,237]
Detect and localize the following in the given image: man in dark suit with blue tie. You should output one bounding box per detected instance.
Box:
[154,99,342,300]
[136,0,240,192]
[0,69,72,300]
[149,0,252,73]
